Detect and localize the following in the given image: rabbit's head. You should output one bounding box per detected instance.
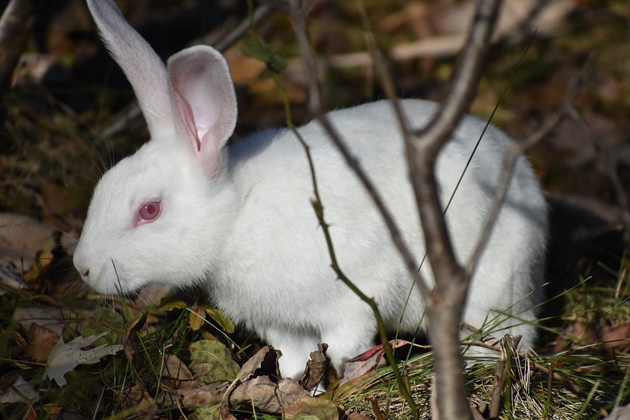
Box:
[73,0,238,294]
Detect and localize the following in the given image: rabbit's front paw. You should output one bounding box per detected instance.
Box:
[262,327,320,380]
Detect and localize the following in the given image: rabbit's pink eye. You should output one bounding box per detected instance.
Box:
[138,201,161,223]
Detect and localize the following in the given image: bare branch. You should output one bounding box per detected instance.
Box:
[465,106,567,277]
[286,3,420,417]
[565,105,630,230]
[212,4,273,52]
[407,0,502,296]
[465,57,596,277]
[354,2,437,309]
[289,1,431,299]
[292,1,503,418]
[489,345,507,419]
[402,1,502,419]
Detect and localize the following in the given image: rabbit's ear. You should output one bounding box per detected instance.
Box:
[167,46,237,175]
[87,0,172,135]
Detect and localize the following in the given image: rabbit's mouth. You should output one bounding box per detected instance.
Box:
[74,255,130,295]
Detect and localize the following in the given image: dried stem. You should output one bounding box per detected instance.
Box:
[467,59,594,276]
[403,1,501,419]
[271,72,418,419]
[533,362,607,417]
[489,346,507,419]
[407,0,500,296]
[355,2,429,303]
[214,4,273,52]
[565,105,630,231]
[289,2,430,299]
[465,106,568,277]
[290,0,504,418]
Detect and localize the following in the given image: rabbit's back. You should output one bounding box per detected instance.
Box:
[219,99,546,341]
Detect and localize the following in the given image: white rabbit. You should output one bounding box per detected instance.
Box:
[74,0,547,380]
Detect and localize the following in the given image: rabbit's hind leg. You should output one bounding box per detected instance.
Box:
[261,326,321,380]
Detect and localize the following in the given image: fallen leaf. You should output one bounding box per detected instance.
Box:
[22,237,55,284]
[300,343,328,391]
[284,395,340,420]
[229,376,309,413]
[236,345,281,381]
[554,321,630,353]
[0,372,39,404]
[192,404,221,420]
[204,307,235,334]
[340,340,411,386]
[189,340,239,384]
[158,296,188,311]
[601,323,630,352]
[179,383,229,407]
[0,213,54,293]
[221,400,238,420]
[161,354,194,381]
[179,346,332,416]
[111,383,147,406]
[348,413,372,420]
[13,306,66,336]
[26,323,60,363]
[0,213,54,257]
[189,305,206,331]
[43,332,123,386]
[229,376,279,411]
[134,285,170,309]
[223,46,266,85]
[276,378,310,406]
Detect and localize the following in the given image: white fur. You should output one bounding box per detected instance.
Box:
[75,0,548,379]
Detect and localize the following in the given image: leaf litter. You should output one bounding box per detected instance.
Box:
[43,332,123,387]
[180,344,338,419]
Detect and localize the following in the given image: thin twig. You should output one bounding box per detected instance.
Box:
[371,399,387,420]
[272,69,419,418]
[290,2,430,299]
[465,105,568,277]
[533,362,607,417]
[465,57,594,277]
[565,105,630,230]
[407,0,501,294]
[286,3,420,418]
[294,0,503,418]
[355,1,430,299]
[489,338,509,419]
[404,1,502,419]
[213,4,273,52]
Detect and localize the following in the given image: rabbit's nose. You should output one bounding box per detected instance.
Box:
[76,267,90,282]
[73,253,90,281]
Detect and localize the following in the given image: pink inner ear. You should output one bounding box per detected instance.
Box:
[167,46,237,174]
[172,85,202,152]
